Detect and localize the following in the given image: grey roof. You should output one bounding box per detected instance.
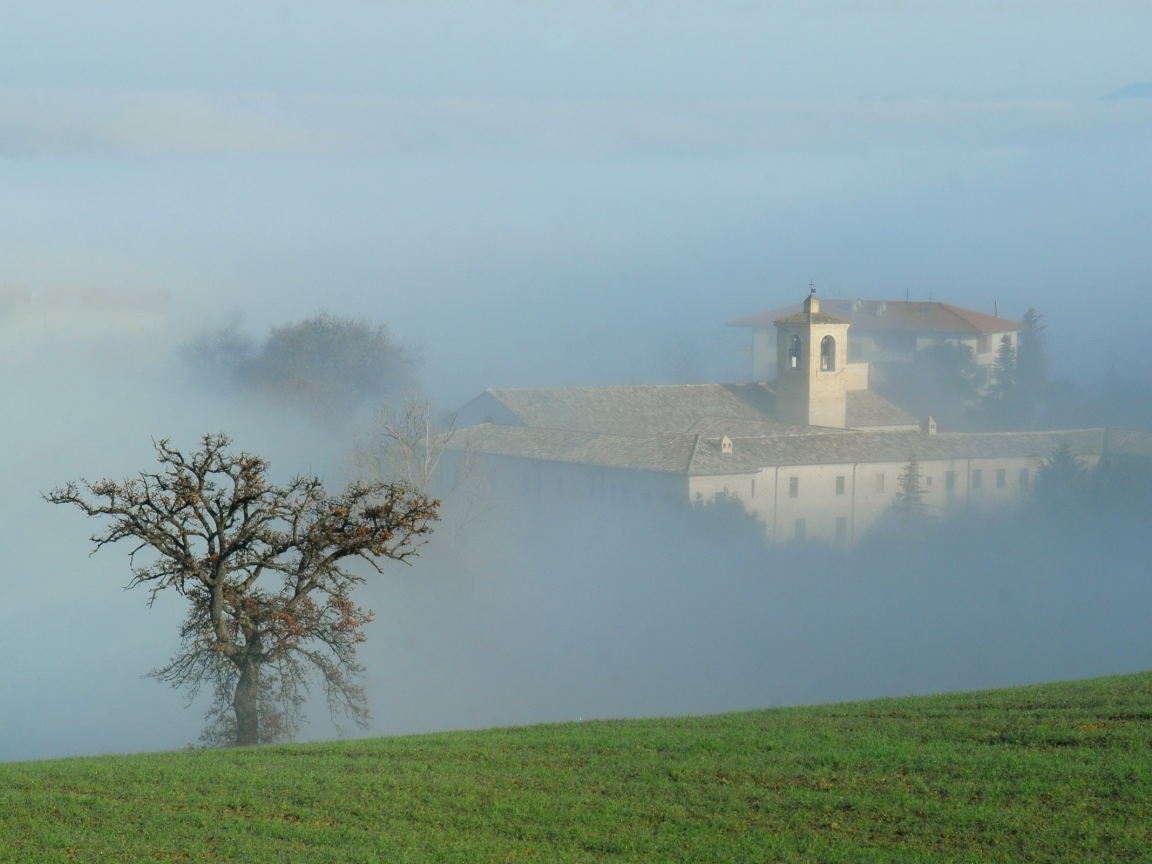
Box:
[473,383,789,437]
[460,382,916,437]
[686,429,1110,476]
[1104,428,1152,456]
[453,424,698,473]
[450,425,1144,477]
[684,416,843,438]
[845,390,919,429]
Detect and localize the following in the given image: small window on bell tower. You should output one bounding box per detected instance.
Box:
[820,335,836,371]
[788,335,801,369]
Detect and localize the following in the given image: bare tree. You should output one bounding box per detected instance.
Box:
[47,433,439,747]
[350,389,488,540]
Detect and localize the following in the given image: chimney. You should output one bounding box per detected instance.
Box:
[925,416,937,435]
[875,302,886,317]
[721,435,733,455]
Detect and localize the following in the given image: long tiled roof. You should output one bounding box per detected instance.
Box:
[845,390,919,429]
[730,300,1024,334]
[479,383,800,437]
[472,382,916,436]
[449,425,1147,477]
[453,424,698,473]
[687,429,1108,475]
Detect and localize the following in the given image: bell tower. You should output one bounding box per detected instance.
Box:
[773,288,851,427]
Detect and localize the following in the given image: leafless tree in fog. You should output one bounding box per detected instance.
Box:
[350,389,489,541]
[47,434,439,747]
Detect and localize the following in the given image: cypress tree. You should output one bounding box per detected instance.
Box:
[1017,307,1049,417]
[985,334,1019,427]
[893,455,930,523]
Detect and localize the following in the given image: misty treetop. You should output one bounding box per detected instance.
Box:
[183,313,413,421]
[877,306,1055,432]
[47,433,440,747]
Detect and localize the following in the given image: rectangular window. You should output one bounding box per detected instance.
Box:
[835,476,845,495]
[972,469,982,489]
[1019,468,1030,489]
[945,471,955,490]
[751,479,756,498]
[875,473,885,493]
[925,476,933,486]
[794,518,806,541]
[996,468,1006,488]
[835,516,848,541]
[977,335,991,354]
[789,477,799,498]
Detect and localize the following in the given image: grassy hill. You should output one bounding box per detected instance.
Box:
[2,672,1151,863]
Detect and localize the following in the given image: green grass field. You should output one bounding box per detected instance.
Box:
[2,672,1151,863]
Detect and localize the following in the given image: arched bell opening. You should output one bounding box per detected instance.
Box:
[820,335,836,371]
[788,334,802,370]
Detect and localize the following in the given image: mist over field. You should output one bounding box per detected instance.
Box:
[1,0,1151,761]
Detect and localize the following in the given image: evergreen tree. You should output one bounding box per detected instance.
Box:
[984,334,1019,427]
[1032,442,1089,513]
[990,334,1017,396]
[1017,307,1049,419]
[893,455,930,523]
[1017,308,1048,392]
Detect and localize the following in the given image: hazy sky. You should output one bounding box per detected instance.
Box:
[1,1,1151,761]
[1,0,1150,402]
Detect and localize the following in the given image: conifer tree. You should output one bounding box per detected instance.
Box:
[893,455,930,523]
[1016,307,1049,419]
[985,334,1019,427]
[1032,442,1089,513]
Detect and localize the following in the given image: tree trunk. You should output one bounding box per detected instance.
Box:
[232,661,260,746]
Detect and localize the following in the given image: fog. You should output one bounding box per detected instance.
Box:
[1,1,1151,761]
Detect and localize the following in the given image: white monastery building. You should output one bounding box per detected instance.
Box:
[452,291,1152,544]
[728,297,1024,384]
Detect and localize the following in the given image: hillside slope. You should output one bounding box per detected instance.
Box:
[3,672,1151,862]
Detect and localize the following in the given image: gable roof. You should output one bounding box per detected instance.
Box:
[459,383,805,438]
[451,424,699,474]
[729,300,1024,335]
[450,425,1145,477]
[455,382,917,437]
[846,390,919,430]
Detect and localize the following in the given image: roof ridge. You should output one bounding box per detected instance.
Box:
[938,302,1025,330]
[488,382,725,394]
[686,433,702,474]
[933,428,1104,437]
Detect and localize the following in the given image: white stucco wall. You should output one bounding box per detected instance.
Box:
[688,451,1093,545]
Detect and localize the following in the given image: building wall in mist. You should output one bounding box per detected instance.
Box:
[482,452,688,508]
[474,448,1100,545]
[689,450,1080,545]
